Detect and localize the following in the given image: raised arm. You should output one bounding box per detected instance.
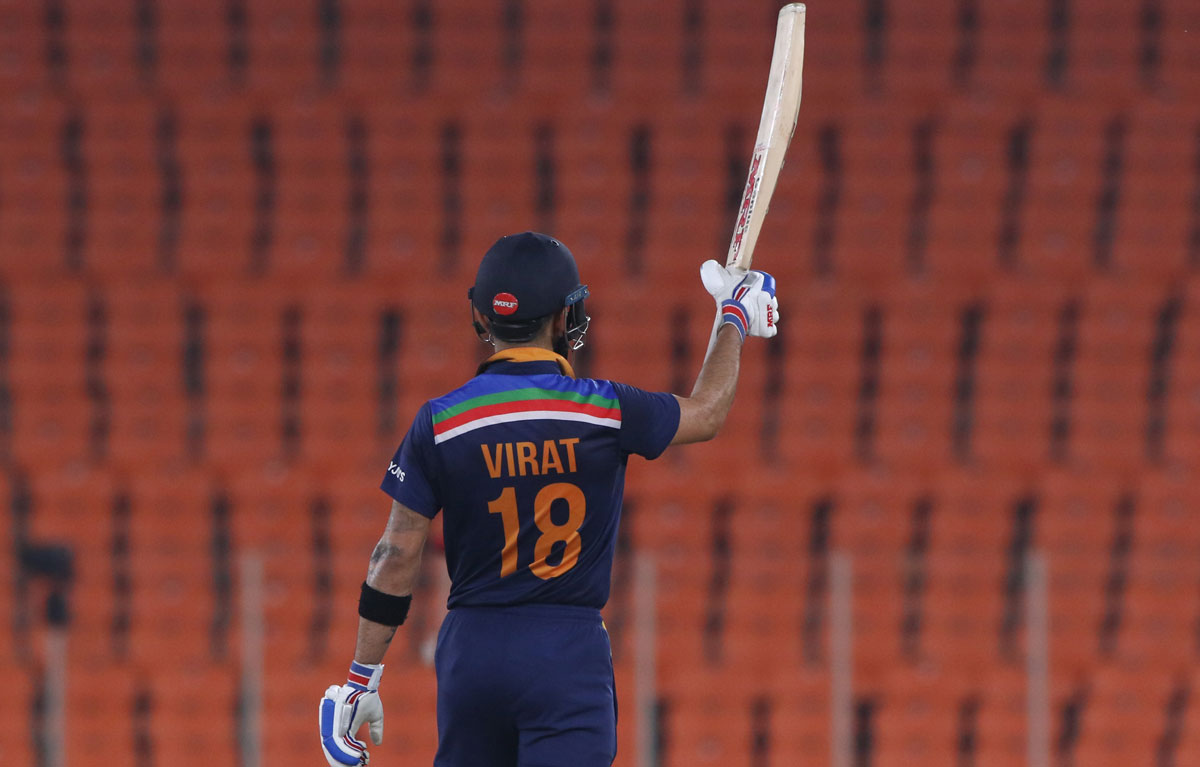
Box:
[671,262,779,445]
[672,325,744,444]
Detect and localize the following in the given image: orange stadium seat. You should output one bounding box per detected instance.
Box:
[0,0,42,83]
[146,666,238,766]
[1073,665,1175,764]
[662,667,761,767]
[1042,544,1112,667]
[516,3,597,104]
[426,6,512,101]
[60,3,139,95]
[885,0,958,98]
[1178,667,1200,763]
[155,0,231,93]
[768,665,832,765]
[1068,0,1145,100]
[0,97,73,275]
[973,2,1051,98]
[66,667,136,763]
[1160,0,1200,99]
[873,669,962,767]
[969,669,1030,766]
[0,661,36,764]
[1,1,1199,765]
[242,0,320,94]
[339,4,418,99]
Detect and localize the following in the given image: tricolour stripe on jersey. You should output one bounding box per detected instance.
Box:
[433,408,621,444]
[435,396,618,432]
[433,386,619,424]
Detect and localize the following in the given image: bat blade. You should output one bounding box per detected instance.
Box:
[726,3,806,271]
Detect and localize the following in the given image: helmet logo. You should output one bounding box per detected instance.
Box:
[492,292,519,315]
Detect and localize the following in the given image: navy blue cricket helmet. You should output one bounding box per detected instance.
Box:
[469,232,590,350]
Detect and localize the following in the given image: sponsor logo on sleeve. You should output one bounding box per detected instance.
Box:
[388,462,406,482]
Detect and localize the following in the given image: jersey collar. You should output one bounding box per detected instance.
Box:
[477,348,576,378]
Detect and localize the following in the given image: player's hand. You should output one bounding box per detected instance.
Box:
[700,260,779,339]
[320,662,385,766]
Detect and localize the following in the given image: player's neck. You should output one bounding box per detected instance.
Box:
[491,339,554,354]
[483,342,575,377]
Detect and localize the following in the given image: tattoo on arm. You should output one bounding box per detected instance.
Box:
[367,542,405,582]
[370,542,404,565]
[355,502,431,663]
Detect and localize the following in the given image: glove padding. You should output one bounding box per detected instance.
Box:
[320,662,384,766]
[700,260,779,339]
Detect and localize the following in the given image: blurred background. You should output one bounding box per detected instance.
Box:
[2,0,1199,765]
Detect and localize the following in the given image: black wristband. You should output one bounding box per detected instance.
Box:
[358,581,413,627]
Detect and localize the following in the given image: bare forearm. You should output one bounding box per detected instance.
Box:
[353,503,430,664]
[354,543,422,664]
[692,324,742,412]
[367,537,423,595]
[354,616,400,665]
[672,324,743,444]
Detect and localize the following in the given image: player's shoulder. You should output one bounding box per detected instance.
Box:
[582,377,651,400]
[565,375,621,397]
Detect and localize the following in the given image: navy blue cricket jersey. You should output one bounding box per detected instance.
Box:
[380,348,680,609]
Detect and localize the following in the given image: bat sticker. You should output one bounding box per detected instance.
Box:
[729,146,766,264]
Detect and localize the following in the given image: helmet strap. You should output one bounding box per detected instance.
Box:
[469,303,492,344]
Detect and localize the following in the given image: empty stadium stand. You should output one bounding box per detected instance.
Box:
[2,0,1199,765]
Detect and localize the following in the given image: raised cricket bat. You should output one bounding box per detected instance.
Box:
[726,3,806,270]
[705,4,804,357]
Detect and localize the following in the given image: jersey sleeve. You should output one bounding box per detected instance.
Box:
[611,381,681,460]
[380,401,441,518]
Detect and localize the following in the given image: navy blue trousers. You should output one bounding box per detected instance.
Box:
[433,604,617,767]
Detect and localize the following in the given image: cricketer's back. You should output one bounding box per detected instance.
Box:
[381,349,679,609]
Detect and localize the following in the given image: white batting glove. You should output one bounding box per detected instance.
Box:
[320,662,385,766]
[700,259,780,340]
